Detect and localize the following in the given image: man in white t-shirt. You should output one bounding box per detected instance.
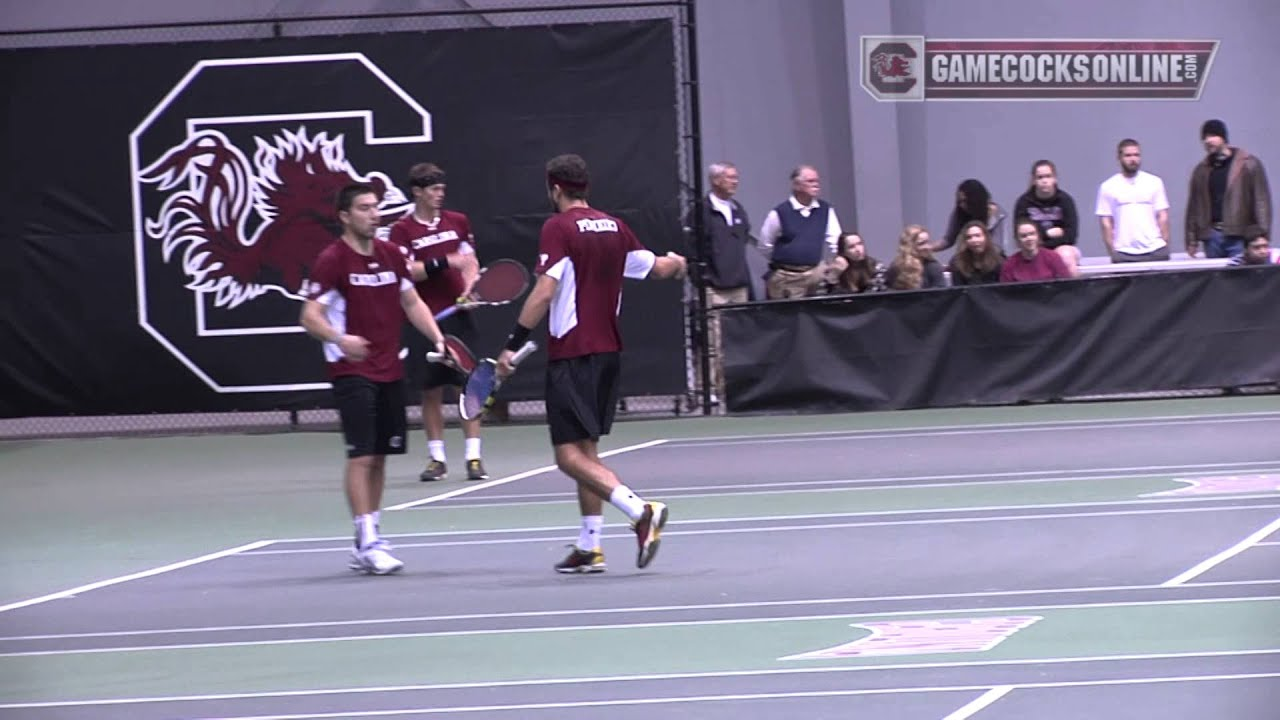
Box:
[1096,139,1172,263]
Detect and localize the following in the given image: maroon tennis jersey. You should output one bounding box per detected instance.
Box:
[388,210,474,314]
[535,206,656,361]
[301,238,415,382]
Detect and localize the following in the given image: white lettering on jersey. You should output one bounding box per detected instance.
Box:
[412,230,461,249]
[349,271,399,286]
[575,218,619,233]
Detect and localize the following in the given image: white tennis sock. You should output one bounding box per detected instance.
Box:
[577,515,604,552]
[428,440,446,463]
[354,514,379,549]
[465,437,482,461]
[609,485,646,521]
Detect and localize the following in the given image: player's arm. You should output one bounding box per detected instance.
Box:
[300,299,368,361]
[495,274,557,376]
[400,288,446,350]
[649,252,688,279]
[408,254,470,283]
[459,236,481,294]
[511,274,558,339]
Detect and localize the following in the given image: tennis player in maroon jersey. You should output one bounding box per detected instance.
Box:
[497,154,688,573]
[301,183,449,575]
[388,163,489,483]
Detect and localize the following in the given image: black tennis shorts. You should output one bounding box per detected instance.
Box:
[332,375,408,458]
[545,352,621,445]
[407,311,476,390]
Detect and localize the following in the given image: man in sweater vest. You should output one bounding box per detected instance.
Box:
[757,165,844,299]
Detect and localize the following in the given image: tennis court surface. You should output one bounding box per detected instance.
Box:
[2,396,1278,719]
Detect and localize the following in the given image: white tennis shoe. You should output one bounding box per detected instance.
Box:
[352,540,404,575]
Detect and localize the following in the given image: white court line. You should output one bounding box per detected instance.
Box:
[3,595,1273,658]
[662,409,1280,444]
[384,439,667,511]
[0,541,273,614]
[145,674,1280,719]
[4,578,1273,643]
[3,650,1276,709]
[1257,541,1280,547]
[247,500,1280,550]
[943,685,1014,720]
[664,413,1280,448]
[435,461,1280,503]
[386,482,1280,512]
[1163,515,1280,586]
[0,443,668,613]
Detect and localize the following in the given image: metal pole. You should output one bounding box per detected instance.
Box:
[682,0,713,415]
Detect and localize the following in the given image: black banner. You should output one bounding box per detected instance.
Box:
[721,268,1280,414]
[0,21,683,417]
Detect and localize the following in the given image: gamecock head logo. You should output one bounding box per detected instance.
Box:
[871,52,913,79]
[861,37,923,100]
[130,52,431,393]
[139,127,409,309]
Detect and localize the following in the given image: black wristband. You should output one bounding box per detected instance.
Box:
[423,257,448,276]
[503,323,532,352]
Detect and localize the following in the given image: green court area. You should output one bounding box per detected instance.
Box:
[3,598,1277,703]
[1,395,1278,718]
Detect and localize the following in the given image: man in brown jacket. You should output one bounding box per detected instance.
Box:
[1185,119,1271,259]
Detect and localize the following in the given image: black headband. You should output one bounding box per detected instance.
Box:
[547,172,588,191]
[411,170,446,188]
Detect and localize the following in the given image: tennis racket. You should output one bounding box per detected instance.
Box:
[458,341,538,421]
[424,334,477,375]
[434,259,532,321]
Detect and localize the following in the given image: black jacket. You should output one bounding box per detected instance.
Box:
[686,196,753,289]
[1014,189,1080,249]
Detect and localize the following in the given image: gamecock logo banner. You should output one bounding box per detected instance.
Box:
[131,53,428,392]
[2,22,683,415]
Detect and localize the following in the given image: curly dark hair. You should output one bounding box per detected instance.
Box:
[546,154,590,199]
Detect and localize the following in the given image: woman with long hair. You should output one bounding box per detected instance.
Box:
[886,224,946,290]
[935,179,1008,255]
[946,220,1004,285]
[828,232,886,293]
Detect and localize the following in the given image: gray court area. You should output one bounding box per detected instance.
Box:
[2,405,1279,719]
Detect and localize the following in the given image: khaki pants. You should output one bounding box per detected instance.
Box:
[765,263,831,299]
[698,285,748,403]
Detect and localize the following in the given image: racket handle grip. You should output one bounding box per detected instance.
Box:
[426,351,447,363]
[509,341,538,366]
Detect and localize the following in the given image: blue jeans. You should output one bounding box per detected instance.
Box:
[1205,229,1246,258]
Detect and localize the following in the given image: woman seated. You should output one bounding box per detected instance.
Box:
[826,232,887,293]
[945,220,1004,285]
[1000,217,1073,283]
[934,179,1008,255]
[885,224,946,290]
[1013,159,1081,277]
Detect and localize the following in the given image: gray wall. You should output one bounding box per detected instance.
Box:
[5,0,1276,265]
[697,0,1279,262]
[900,0,1279,259]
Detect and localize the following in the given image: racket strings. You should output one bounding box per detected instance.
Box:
[461,363,497,419]
[471,261,530,303]
[444,336,477,374]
